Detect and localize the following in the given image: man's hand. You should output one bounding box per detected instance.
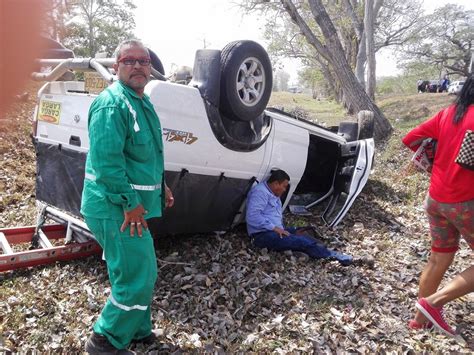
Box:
[121,204,148,237]
[273,227,290,238]
[165,184,174,208]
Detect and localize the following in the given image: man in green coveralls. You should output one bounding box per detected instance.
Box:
[81,39,174,354]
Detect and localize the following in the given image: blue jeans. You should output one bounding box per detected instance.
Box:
[251,227,352,265]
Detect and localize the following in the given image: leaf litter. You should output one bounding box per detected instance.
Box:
[0,85,472,353]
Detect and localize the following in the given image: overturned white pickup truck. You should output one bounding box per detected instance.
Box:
[32,39,374,236]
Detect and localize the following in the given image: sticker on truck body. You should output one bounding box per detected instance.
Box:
[163,128,198,145]
[38,100,62,124]
[84,72,108,94]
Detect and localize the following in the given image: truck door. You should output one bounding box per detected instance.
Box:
[322,138,375,228]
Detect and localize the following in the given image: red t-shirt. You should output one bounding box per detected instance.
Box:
[402,104,474,203]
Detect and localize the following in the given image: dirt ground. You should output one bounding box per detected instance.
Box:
[0,86,472,353]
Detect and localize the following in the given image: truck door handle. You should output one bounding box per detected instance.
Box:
[69,135,81,147]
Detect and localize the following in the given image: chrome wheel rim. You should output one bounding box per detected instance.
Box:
[235,57,266,107]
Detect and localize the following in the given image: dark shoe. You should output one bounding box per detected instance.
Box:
[85,332,118,354]
[132,329,163,345]
[85,332,135,355]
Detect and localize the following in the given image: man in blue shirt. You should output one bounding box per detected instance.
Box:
[246,169,352,265]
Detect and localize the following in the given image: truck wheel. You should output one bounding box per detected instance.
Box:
[220,41,272,122]
[357,111,375,139]
[148,48,165,75]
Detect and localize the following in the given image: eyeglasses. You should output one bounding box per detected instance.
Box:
[117,57,151,66]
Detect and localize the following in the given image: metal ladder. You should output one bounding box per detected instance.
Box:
[0,204,101,272]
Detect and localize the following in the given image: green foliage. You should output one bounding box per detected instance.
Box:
[375,0,424,50]
[376,76,413,95]
[297,67,326,98]
[377,57,467,96]
[376,68,441,95]
[399,4,474,76]
[402,61,441,79]
[45,0,137,57]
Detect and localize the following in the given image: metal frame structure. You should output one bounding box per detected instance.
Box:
[0,204,101,272]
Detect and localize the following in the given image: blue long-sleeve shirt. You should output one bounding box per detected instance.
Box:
[246,181,284,235]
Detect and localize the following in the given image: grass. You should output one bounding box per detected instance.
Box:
[376,92,454,123]
[269,90,456,130]
[269,91,348,126]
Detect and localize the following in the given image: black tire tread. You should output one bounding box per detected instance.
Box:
[358,111,375,139]
[219,40,272,122]
[148,48,165,75]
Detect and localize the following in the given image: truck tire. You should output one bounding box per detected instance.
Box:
[338,121,359,142]
[148,48,165,75]
[357,111,375,139]
[220,41,272,122]
[40,36,74,59]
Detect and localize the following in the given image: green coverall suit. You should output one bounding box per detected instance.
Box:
[81,80,165,349]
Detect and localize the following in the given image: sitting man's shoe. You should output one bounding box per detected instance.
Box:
[85,332,135,355]
[132,329,163,345]
[415,298,455,337]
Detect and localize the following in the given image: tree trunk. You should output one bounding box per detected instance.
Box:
[470,49,474,74]
[355,30,366,87]
[346,0,382,89]
[308,0,391,139]
[365,0,376,100]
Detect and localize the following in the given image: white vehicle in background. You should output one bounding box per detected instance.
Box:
[31,38,375,237]
[447,80,464,95]
[288,86,303,93]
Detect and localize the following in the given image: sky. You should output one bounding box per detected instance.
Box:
[134,0,473,83]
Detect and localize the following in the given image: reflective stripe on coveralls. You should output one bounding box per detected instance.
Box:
[130,183,161,191]
[109,294,147,311]
[121,94,140,132]
[85,173,161,191]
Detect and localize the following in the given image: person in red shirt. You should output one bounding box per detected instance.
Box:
[402,74,474,337]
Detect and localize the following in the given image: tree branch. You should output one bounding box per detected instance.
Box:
[374,0,384,18]
[280,0,331,61]
[342,0,363,39]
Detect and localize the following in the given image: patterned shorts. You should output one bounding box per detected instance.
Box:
[424,195,474,253]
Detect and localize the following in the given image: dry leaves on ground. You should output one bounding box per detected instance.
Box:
[0,88,472,353]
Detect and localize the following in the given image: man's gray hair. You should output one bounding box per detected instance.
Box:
[113,39,149,61]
